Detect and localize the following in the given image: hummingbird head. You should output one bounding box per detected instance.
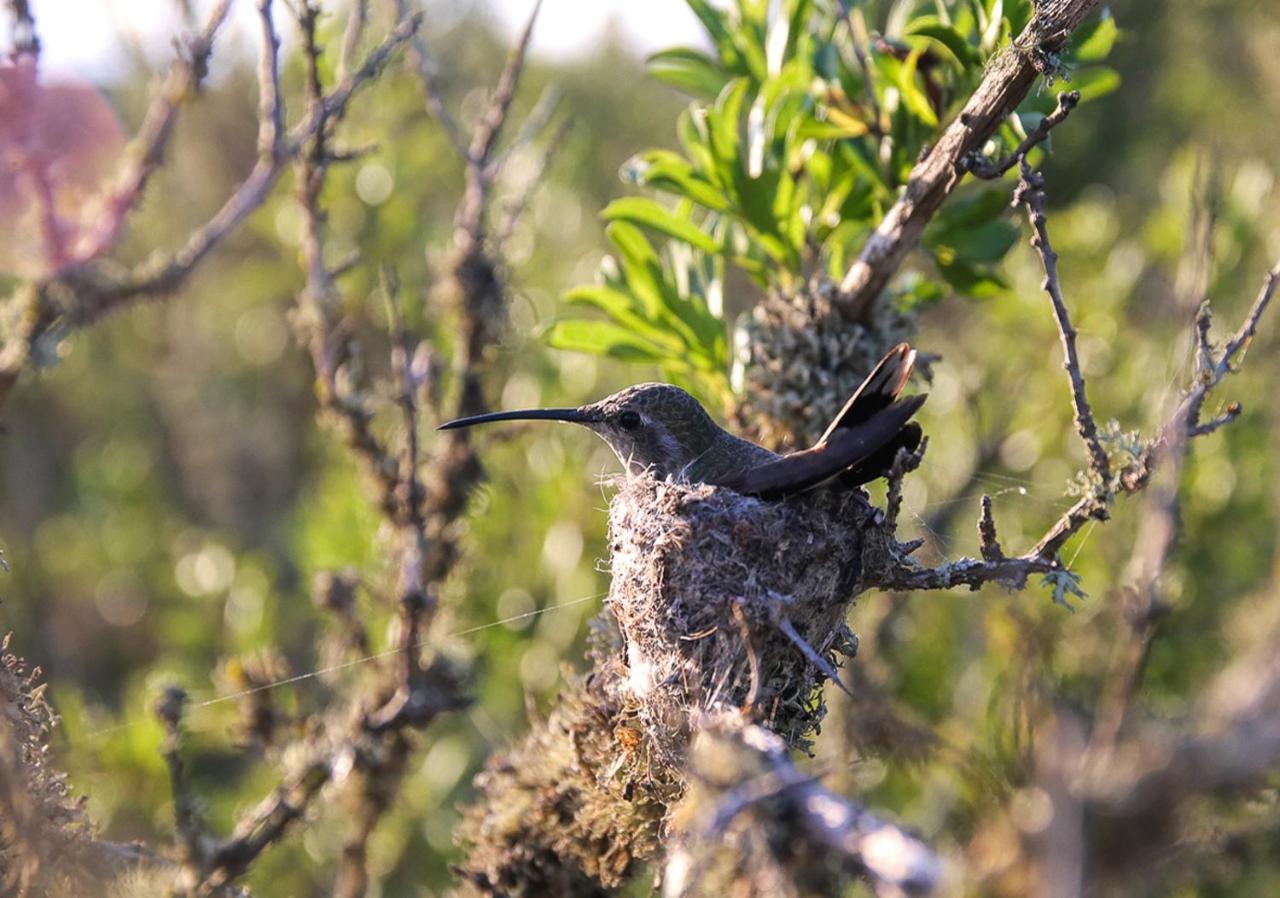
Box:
[438,383,724,479]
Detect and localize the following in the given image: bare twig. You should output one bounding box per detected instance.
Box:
[227,3,548,892]
[1084,184,1223,760]
[1086,444,1181,759]
[770,602,851,697]
[74,0,233,264]
[1015,160,1112,485]
[836,0,1101,320]
[97,11,420,307]
[730,602,762,712]
[963,90,1080,180]
[200,756,332,893]
[493,114,574,247]
[877,259,1277,597]
[493,82,563,169]
[0,6,421,414]
[255,0,285,162]
[455,0,544,242]
[337,0,369,80]
[154,687,206,875]
[393,0,468,157]
[470,0,542,171]
[1163,268,1278,445]
[978,494,1003,562]
[884,437,927,532]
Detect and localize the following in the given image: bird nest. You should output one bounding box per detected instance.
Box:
[606,474,876,755]
[457,475,896,894]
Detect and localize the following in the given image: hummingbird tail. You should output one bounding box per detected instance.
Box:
[839,422,923,487]
[818,343,917,443]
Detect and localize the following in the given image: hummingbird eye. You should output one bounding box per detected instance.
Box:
[617,410,642,430]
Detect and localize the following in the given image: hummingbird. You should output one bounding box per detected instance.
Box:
[438,343,926,500]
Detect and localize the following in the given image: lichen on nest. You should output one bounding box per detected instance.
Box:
[731,281,920,450]
[606,474,875,755]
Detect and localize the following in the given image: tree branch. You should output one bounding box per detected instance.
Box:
[874,259,1279,596]
[1015,160,1112,484]
[667,714,942,897]
[63,0,233,266]
[963,90,1080,180]
[835,0,1101,320]
[393,0,469,158]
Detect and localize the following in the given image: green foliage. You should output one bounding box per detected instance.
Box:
[553,0,1118,404]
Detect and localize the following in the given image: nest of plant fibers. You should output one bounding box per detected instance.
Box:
[607,474,874,757]
[458,475,885,895]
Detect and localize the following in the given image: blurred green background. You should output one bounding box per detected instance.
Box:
[2,1,1279,895]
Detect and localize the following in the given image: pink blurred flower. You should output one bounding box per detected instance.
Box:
[0,55,126,277]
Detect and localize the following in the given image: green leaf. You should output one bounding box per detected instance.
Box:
[606,221,723,357]
[938,220,1020,264]
[935,256,1008,298]
[634,150,732,212]
[677,107,718,178]
[648,48,730,98]
[934,189,1011,229]
[1004,0,1034,38]
[546,320,667,362]
[727,8,769,79]
[899,47,939,127]
[1069,66,1121,102]
[781,0,813,69]
[707,78,751,190]
[607,221,672,320]
[906,16,979,68]
[685,0,737,64]
[796,113,870,141]
[820,219,871,277]
[897,276,948,312]
[1069,14,1118,63]
[602,197,722,255]
[562,286,684,351]
[981,0,1004,51]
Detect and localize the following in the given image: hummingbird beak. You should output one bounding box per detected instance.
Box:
[437,407,597,431]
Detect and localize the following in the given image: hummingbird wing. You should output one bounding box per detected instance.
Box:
[716,394,927,500]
